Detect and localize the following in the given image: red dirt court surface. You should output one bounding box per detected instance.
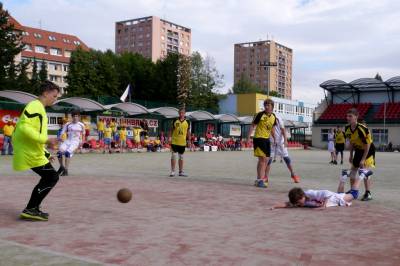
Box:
[1,150,400,265]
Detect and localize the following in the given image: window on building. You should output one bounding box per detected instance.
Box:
[50,48,62,56]
[63,65,68,72]
[372,129,388,145]
[321,129,329,142]
[48,36,57,41]
[24,44,32,51]
[33,33,42,39]
[35,45,47,53]
[64,50,72,57]
[73,40,81,45]
[22,31,29,36]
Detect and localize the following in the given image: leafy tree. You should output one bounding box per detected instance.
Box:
[0,3,24,90]
[39,60,47,83]
[232,73,263,94]
[177,54,191,109]
[16,60,30,90]
[30,59,40,94]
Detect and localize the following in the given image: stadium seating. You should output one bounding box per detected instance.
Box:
[319,103,372,121]
[374,102,400,119]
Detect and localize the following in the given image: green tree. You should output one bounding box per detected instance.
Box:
[66,48,100,96]
[16,60,30,90]
[232,74,263,94]
[0,3,24,89]
[188,52,223,112]
[177,54,191,109]
[39,60,48,83]
[30,59,40,94]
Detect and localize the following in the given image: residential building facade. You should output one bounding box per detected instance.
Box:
[234,40,293,99]
[115,16,191,62]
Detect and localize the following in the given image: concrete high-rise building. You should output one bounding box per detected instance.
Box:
[234,40,293,99]
[115,16,191,62]
[8,16,88,93]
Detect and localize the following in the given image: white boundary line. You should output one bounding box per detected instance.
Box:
[0,239,117,266]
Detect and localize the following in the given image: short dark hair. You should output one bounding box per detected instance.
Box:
[179,108,185,113]
[288,187,305,205]
[264,98,274,108]
[71,110,80,116]
[40,80,60,95]
[347,108,359,116]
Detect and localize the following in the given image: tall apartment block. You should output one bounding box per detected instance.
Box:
[115,16,191,62]
[8,16,88,93]
[234,40,293,99]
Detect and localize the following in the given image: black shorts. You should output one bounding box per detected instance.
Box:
[335,143,345,152]
[353,144,375,168]
[253,138,271,157]
[171,144,186,154]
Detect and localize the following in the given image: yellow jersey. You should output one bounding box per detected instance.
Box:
[171,119,189,146]
[335,131,345,144]
[110,121,116,132]
[345,123,373,150]
[97,121,104,131]
[104,127,112,139]
[252,111,277,139]
[3,124,15,136]
[119,129,127,141]
[12,99,49,171]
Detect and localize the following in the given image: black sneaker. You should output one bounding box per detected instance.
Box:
[61,169,69,176]
[20,208,48,221]
[340,160,343,165]
[333,160,338,165]
[179,171,188,177]
[361,192,372,201]
[57,166,65,176]
[35,206,49,219]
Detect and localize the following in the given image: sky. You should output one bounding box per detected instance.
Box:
[3,0,400,104]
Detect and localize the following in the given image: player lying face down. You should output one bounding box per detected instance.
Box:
[270,187,354,210]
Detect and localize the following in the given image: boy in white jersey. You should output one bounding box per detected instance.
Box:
[271,187,354,209]
[266,114,300,183]
[57,110,85,176]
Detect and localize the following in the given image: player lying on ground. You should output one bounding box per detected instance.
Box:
[271,187,354,210]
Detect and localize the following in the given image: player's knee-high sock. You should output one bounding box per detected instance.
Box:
[26,163,59,209]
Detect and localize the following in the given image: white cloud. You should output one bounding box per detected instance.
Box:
[4,0,400,103]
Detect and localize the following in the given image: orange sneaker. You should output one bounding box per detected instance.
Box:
[291,175,300,183]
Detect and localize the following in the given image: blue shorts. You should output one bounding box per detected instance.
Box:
[104,138,111,145]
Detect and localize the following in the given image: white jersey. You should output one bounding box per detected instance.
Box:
[304,189,350,207]
[272,115,285,144]
[61,121,85,143]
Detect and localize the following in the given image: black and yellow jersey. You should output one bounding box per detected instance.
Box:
[171,119,189,146]
[252,111,277,139]
[345,123,373,150]
[335,131,345,144]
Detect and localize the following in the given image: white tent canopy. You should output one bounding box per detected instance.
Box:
[186,110,215,121]
[106,102,149,115]
[0,90,37,104]
[149,107,179,118]
[55,97,106,111]
[214,114,240,123]
[238,116,253,124]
